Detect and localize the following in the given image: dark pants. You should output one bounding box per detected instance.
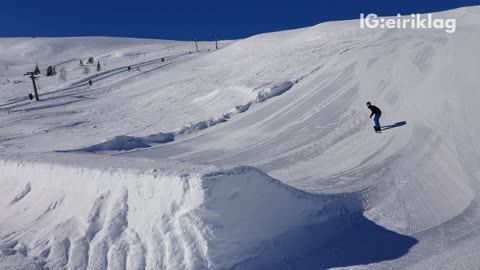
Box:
[374,114,381,129]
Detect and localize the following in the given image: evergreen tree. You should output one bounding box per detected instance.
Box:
[34,63,40,74]
[46,66,53,76]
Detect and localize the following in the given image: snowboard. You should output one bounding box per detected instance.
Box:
[374,126,382,133]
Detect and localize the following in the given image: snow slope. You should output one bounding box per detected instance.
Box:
[124,6,480,234]
[1,6,480,270]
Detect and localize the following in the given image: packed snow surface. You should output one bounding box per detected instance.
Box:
[1,6,480,270]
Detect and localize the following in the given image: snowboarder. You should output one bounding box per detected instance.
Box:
[367,102,382,132]
[88,79,93,87]
[128,66,131,72]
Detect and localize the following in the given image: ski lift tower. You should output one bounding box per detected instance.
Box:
[24,71,40,101]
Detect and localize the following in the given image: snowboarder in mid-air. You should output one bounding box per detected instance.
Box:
[367,102,382,133]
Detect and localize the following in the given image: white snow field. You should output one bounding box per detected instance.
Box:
[1,6,480,270]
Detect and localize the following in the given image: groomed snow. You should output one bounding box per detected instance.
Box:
[1,6,480,270]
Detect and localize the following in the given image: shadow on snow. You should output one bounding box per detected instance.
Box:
[381,121,407,131]
[234,214,417,270]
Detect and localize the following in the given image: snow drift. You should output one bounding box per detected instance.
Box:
[71,80,296,151]
[0,158,406,270]
[76,133,174,153]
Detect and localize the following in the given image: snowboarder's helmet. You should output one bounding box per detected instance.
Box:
[366,102,371,106]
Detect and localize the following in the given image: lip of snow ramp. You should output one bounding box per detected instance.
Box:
[0,159,416,270]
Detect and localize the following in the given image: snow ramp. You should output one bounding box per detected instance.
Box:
[0,157,415,269]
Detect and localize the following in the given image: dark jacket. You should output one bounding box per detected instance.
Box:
[368,105,382,117]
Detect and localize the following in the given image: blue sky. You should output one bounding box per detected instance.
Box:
[1,0,479,40]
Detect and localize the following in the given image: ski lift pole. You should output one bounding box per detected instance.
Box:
[194,38,199,53]
[24,71,39,101]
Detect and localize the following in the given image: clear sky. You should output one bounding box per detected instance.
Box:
[1,0,479,40]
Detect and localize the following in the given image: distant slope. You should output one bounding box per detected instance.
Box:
[0,37,179,64]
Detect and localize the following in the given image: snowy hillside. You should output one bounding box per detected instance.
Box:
[1,6,480,270]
